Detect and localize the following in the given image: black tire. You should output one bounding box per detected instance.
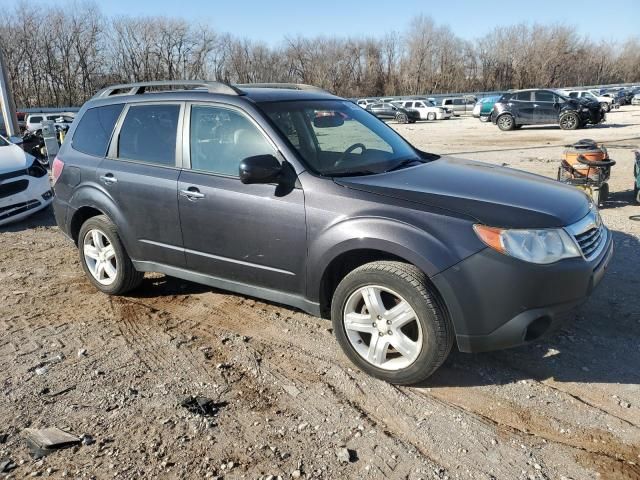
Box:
[479,115,490,123]
[427,112,436,121]
[635,186,640,205]
[78,215,143,295]
[497,114,515,131]
[396,113,408,124]
[600,102,610,113]
[559,112,580,130]
[599,183,609,204]
[331,261,454,385]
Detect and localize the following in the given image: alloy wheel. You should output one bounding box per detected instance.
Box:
[498,115,513,130]
[560,114,577,129]
[83,229,117,286]
[342,285,423,371]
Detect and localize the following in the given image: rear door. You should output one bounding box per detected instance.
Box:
[98,102,185,267]
[533,90,561,124]
[177,103,307,294]
[511,91,534,123]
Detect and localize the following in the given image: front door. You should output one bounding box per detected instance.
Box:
[177,103,307,295]
[533,90,561,124]
[511,91,535,123]
[99,102,185,267]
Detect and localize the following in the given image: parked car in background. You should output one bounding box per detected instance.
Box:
[392,100,451,120]
[356,98,376,108]
[0,134,52,225]
[53,80,612,385]
[492,89,605,131]
[439,96,477,116]
[632,94,640,106]
[25,113,75,133]
[563,89,613,112]
[602,89,629,106]
[472,96,501,122]
[367,103,419,123]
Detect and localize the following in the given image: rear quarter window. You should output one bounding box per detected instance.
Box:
[72,104,124,157]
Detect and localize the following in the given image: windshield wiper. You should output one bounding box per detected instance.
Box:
[385,158,424,173]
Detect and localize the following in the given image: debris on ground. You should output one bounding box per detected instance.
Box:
[336,446,356,463]
[0,458,16,473]
[24,428,81,458]
[180,396,226,417]
[0,433,7,444]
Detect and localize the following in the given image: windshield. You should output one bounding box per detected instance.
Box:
[260,100,423,176]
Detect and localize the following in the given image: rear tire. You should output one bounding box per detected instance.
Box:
[78,215,143,295]
[497,114,515,131]
[331,261,453,385]
[559,112,580,130]
[479,115,490,123]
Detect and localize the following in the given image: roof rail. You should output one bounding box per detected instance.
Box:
[236,83,327,92]
[92,80,243,99]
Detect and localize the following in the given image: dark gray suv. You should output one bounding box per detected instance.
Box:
[52,81,613,385]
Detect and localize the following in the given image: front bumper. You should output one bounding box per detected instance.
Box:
[579,107,605,125]
[0,174,53,226]
[432,227,614,353]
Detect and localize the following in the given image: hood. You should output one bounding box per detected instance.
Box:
[335,157,590,229]
[0,143,34,174]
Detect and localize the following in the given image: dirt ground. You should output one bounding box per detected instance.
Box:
[1,107,640,480]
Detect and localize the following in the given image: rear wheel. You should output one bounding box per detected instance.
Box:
[78,215,143,295]
[331,261,453,385]
[559,112,580,130]
[427,112,436,121]
[497,114,515,131]
[479,115,490,123]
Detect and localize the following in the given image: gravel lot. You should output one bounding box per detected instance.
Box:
[1,107,639,480]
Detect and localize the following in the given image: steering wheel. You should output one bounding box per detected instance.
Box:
[334,143,367,167]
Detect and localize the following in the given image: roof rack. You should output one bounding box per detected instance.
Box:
[236,83,327,92]
[92,80,244,99]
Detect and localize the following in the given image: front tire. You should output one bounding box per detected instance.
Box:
[479,115,490,123]
[396,113,408,124]
[497,114,515,131]
[427,112,436,121]
[559,112,580,130]
[600,102,610,113]
[78,215,143,295]
[331,261,453,385]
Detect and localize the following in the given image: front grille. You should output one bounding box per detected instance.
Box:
[575,226,604,259]
[0,179,29,199]
[565,208,607,261]
[0,199,41,221]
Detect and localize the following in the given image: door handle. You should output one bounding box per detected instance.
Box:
[99,174,117,185]
[179,188,205,200]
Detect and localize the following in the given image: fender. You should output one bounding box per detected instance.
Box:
[306,215,479,303]
[68,183,138,258]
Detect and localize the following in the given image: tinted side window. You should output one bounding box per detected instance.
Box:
[190,105,275,177]
[568,92,578,98]
[72,104,124,157]
[514,92,532,101]
[452,99,464,105]
[534,91,554,102]
[444,99,452,105]
[118,104,179,166]
[30,116,43,123]
[405,102,414,108]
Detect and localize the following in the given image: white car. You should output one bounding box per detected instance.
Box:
[25,113,75,133]
[356,98,376,108]
[632,94,640,106]
[0,135,53,226]
[563,90,614,112]
[393,100,452,120]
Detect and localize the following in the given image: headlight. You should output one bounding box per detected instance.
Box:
[27,159,48,178]
[473,225,581,264]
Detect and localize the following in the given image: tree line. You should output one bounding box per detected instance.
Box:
[1,2,639,108]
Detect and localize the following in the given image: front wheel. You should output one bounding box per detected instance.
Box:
[396,113,408,124]
[497,114,515,131]
[559,112,580,130]
[479,115,490,123]
[331,261,453,385]
[427,112,436,121]
[634,185,640,204]
[600,102,610,113]
[78,215,143,295]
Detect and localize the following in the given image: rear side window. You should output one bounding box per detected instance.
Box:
[72,104,124,157]
[534,91,554,102]
[514,92,532,101]
[118,104,180,166]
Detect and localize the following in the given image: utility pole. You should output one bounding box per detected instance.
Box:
[0,46,19,137]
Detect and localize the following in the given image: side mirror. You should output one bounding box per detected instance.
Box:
[239,154,282,184]
[9,136,23,145]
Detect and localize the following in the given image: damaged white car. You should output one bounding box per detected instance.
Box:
[0,135,52,226]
